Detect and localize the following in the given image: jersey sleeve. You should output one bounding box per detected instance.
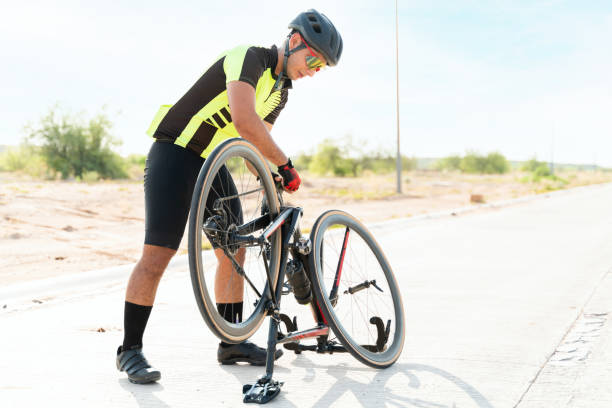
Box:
[223,46,265,89]
[263,89,289,125]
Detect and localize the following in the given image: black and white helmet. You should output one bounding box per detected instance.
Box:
[288,9,343,66]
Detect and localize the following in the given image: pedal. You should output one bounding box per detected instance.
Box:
[243,376,283,404]
[283,342,315,353]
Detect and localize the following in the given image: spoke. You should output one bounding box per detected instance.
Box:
[216,186,264,202]
[317,222,396,350]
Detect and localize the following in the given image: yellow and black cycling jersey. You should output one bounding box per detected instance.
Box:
[146,45,291,158]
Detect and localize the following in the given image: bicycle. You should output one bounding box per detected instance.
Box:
[188,138,405,404]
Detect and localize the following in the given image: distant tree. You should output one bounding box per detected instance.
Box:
[308,139,359,177]
[292,153,313,171]
[26,107,127,179]
[435,155,462,171]
[520,157,547,173]
[483,152,509,174]
[459,151,508,174]
[401,156,417,171]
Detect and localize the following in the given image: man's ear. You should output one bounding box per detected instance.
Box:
[289,32,301,48]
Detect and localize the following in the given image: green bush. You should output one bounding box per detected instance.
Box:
[80,171,101,182]
[533,164,552,178]
[519,157,563,183]
[0,145,51,178]
[402,156,417,171]
[293,153,312,171]
[434,152,509,174]
[435,155,462,171]
[126,154,146,168]
[521,158,546,172]
[308,139,360,177]
[304,138,416,177]
[26,108,127,179]
[0,145,32,172]
[459,151,509,174]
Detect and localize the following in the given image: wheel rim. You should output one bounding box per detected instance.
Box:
[192,143,280,341]
[313,213,404,365]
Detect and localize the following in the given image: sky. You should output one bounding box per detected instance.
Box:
[2,1,611,166]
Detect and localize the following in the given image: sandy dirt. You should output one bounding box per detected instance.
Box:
[1,170,610,285]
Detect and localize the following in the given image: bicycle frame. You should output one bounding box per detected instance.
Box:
[215,187,391,403]
[231,197,349,403]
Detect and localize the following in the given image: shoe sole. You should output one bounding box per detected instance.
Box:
[219,350,284,366]
[127,372,161,384]
[221,358,267,366]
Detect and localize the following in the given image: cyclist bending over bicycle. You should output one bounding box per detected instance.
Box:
[116,9,343,384]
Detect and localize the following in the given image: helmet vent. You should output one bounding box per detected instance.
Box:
[307,14,317,22]
[312,23,322,33]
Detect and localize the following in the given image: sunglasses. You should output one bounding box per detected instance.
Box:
[300,35,326,71]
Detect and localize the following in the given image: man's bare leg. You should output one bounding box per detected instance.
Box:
[126,244,177,305]
[118,244,176,384]
[214,247,246,304]
[212,246,283,363]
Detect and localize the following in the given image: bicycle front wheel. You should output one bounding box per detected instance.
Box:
[188,138,281,343]
[309,210,405,368]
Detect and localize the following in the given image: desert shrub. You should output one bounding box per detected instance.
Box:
[292,153,312,171]
[80,171,101,182]
[483,152,509,174]
[358,154,416,174]
[459,151,509,174]
[305,138,416,177]
[26,107,127,179]
[533,164,552,178]
[402,156,417,171]
[0,145,52,178]
[434,152,509,174]
[0,145,32,172]
[435,155,462,171]
[126,154,146,168]
[519,157,564,183]
[521,158,547,172]
[308,139,360,177]
[359,154,394,174]
[122,154,147,180]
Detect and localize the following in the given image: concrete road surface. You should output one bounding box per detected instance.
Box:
[1,183,611,407]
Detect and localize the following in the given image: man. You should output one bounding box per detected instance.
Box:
[116,9,343,384]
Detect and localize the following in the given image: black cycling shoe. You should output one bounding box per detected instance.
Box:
[217,341,283,366]
[116,345,161,384]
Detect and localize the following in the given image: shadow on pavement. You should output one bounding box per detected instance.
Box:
[222,353,494,408]
[118,378,171,408]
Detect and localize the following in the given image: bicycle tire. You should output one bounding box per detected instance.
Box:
[188,138,281,343]
[309,210,405,368]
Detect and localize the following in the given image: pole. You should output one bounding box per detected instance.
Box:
[395,0,402,193]
[550,124,555,175]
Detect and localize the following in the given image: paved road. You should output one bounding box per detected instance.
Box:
[1,184,611,407]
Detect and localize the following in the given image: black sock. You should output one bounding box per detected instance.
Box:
[122,301,153,350]
[217,302,243,347]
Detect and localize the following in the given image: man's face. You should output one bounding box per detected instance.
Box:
[286,35,327,81]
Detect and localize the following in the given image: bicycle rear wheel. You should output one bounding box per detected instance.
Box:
[309,210,405,368]
[188,139,281,343]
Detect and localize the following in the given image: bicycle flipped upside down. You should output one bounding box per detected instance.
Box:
[187,139,405,404]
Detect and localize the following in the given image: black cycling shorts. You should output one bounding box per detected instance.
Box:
[144,140,242,250]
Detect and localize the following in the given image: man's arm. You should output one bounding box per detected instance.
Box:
[227,81,288,166]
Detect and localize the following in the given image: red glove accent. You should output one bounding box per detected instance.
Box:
[277,159,301,192]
